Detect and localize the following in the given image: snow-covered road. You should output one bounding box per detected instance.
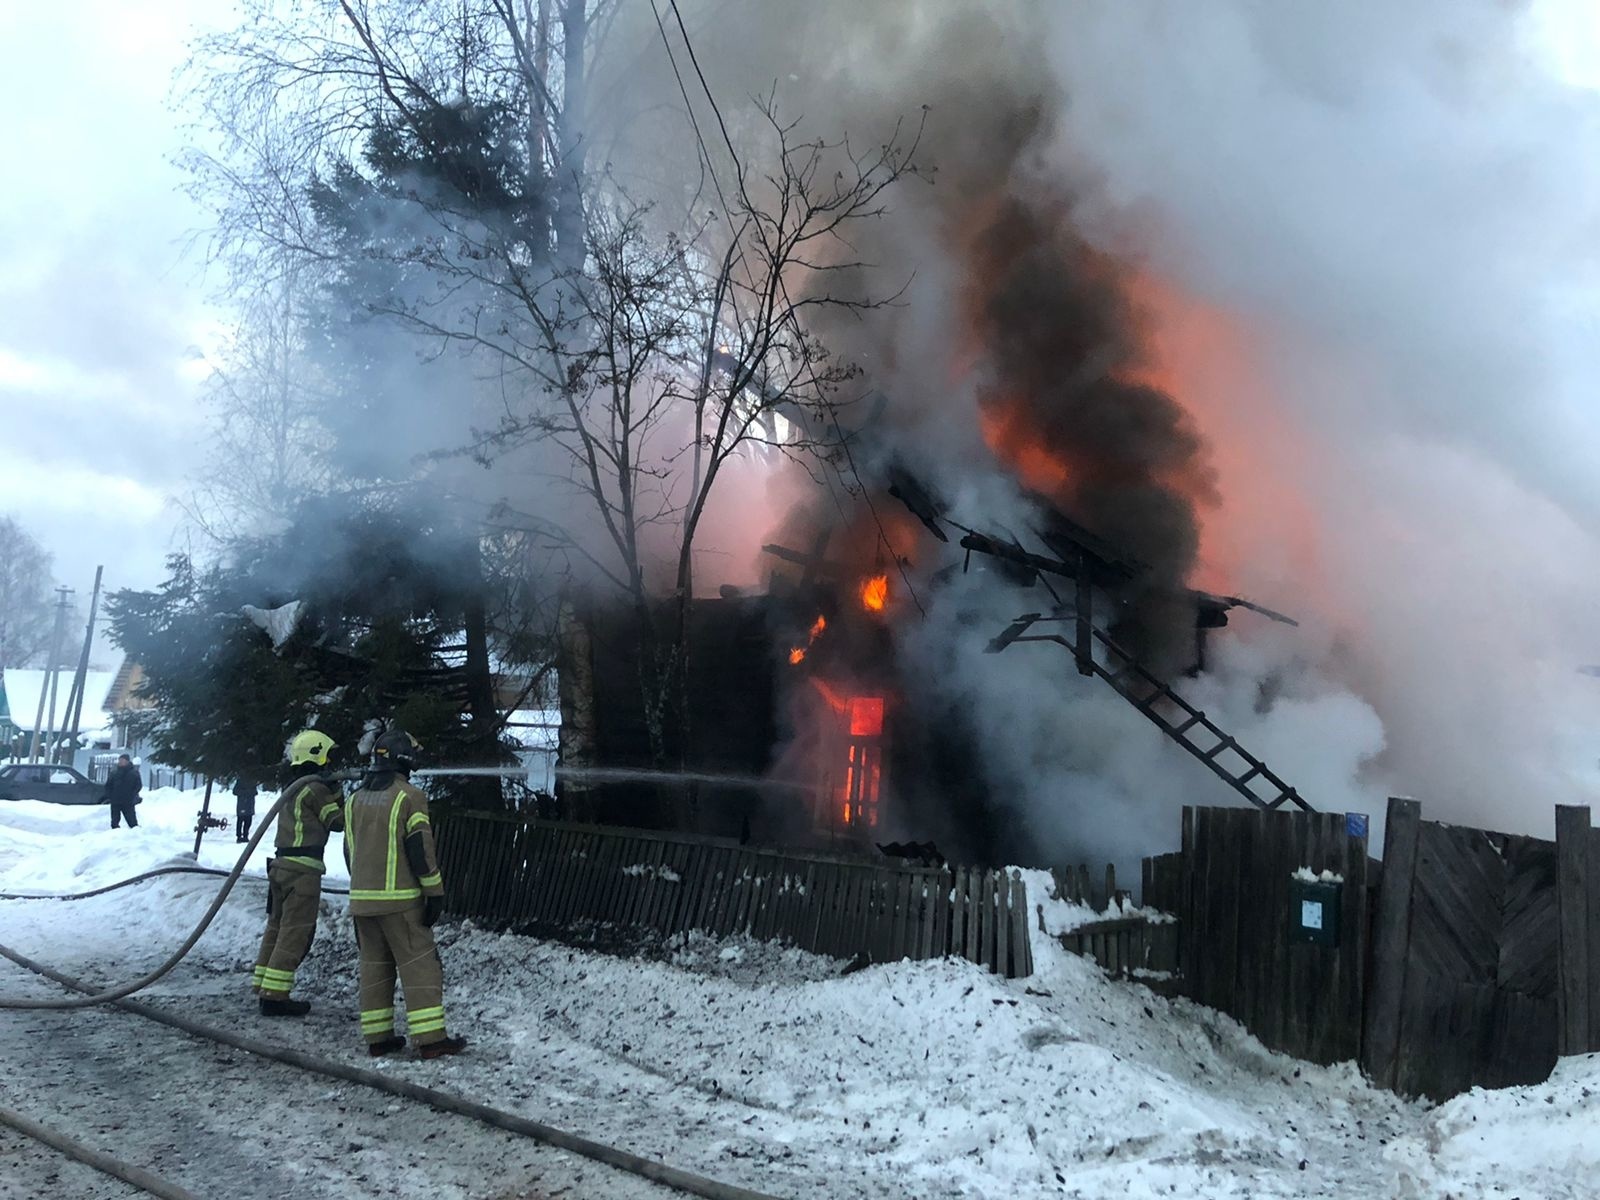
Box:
[0,1124,142,1200]
[3,788,1599,1198]
[0,954,669,1200]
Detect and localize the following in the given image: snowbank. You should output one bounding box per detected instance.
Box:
[0,785,347,894]
[1387,1054,1600,1197]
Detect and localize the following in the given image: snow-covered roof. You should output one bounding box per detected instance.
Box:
[1,667,121,734]
[242,600,304,649]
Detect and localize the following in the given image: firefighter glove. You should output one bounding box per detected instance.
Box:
[422,894,444,927]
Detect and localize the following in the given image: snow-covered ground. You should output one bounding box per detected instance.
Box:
[0,785,329,894]
[1,787,1596,1198]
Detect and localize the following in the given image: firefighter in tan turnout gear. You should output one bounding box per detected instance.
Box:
[253,729,344,1016]
[346,729,466,1059]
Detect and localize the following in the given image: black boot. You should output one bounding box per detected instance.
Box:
[368,1036,406,1058]
[418,1034,467,1060]
[259,996,311,1017]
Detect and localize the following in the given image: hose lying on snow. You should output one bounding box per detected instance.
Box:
[0,792,294,1010]
[0,1101,202,1200]
[0,865,349,902]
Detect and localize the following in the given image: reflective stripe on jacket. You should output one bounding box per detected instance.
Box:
[272,775,344,873]
[344,777,443,915]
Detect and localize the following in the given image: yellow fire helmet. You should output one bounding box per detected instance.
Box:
[288,729,336,767]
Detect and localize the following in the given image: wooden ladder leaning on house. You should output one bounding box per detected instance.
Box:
[986,614,1314,814]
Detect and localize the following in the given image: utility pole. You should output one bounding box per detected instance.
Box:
[27,588,72,764]
[57,566,104,766]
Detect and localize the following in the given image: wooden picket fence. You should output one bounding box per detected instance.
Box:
[1054,915,1180,983]
[432,810,1034,978]
[1042,861,1179,983]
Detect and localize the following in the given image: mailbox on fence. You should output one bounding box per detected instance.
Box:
[1289,871,1342,947]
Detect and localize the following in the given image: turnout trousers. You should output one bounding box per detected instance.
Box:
[353,908,447,1046]
[252,862,322,997]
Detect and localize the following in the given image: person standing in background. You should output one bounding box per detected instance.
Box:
[103,754,142,829]
[234,775,259,844]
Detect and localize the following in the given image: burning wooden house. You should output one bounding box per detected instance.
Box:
[553,539,908,850]
[555,454,1312,861]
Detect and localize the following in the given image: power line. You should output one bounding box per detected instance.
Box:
[646,0,738,243]
[656,0,925,616]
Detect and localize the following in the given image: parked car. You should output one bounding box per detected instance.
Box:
[0,763,106,805]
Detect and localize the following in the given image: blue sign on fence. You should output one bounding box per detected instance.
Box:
[1346,812,1370,840]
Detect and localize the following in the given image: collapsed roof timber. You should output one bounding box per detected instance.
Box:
[883,464,1312,815]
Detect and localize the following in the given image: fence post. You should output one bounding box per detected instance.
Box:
[1180,807,1198,997]
[1362,796,1421,1089]
[1590,823,1600,1054]
[1555,804,1592,1056]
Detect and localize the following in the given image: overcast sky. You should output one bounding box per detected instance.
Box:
[0,0,230,602]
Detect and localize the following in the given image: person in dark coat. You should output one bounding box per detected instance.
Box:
[234,775,258,844]
[104,754,142,829]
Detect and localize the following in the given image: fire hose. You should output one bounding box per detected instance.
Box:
[0,765,537,905]
[0,789,293,1010]
[0,947,783,1200]
[0,778,788,1200]
[0,866,349,903]
[0,1102,201,1200]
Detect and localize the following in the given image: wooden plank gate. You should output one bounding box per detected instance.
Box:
[1175,806,1371,1066]
[1139,800,1577,1099]
[1362,797,1559,1098]
[433,811,1034,978]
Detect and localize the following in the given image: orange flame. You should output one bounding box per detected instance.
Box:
[839,696,885,830]
[971,267,1324,604]
[980,404,1072,498]
[860,574,889,613]
[848,696,885,737]
[788,614,829,667]
[1119,271,1324,596]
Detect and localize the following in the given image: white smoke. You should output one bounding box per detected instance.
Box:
[599,0,1600,858]
[1037,1,1600,837]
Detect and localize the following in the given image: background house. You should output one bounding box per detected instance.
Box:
[0,658,157,778]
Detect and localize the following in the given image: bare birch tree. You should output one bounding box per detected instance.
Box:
[184,0,924,823]
[0,517,57,672]
[184,253,332,541]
